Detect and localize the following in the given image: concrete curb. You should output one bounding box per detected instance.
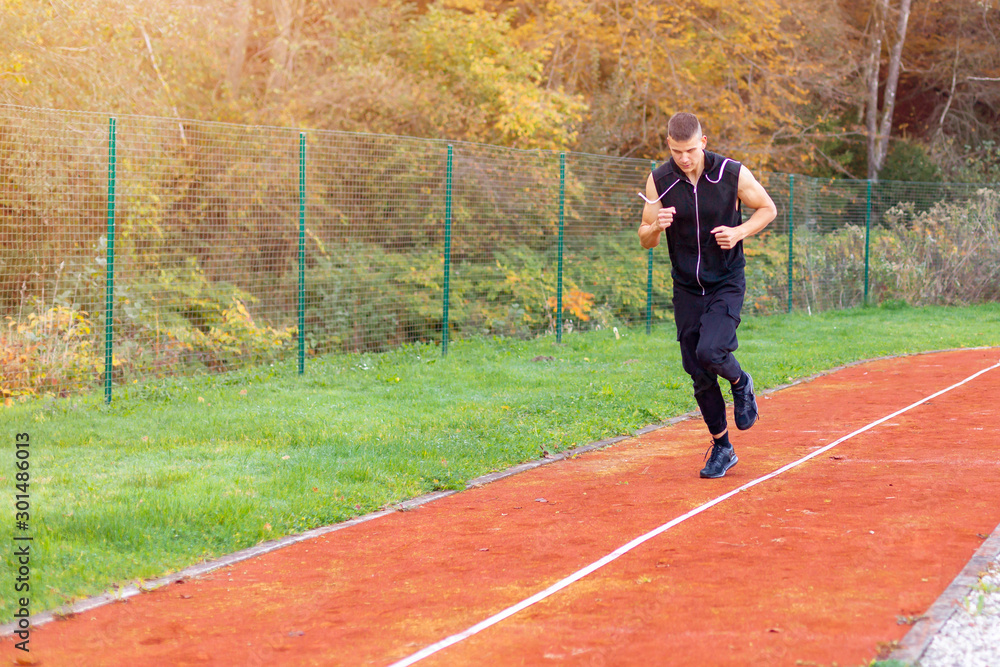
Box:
[885,521,1000,666]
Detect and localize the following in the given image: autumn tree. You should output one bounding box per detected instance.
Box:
[1,0,586,149]
[278,0,586,148]
[0,0,253,127]
[901,0,1000,182]
[490,0,857,171]
[2,0,999,178]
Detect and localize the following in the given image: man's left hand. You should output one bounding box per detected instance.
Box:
[711,226,744,250]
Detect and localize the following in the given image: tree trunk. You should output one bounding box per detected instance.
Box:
[267,0,296,96]
[866,0,912,181]
[227,0,253,97]
[864,0,885,180]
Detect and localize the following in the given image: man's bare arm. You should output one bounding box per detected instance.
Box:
[710,166,777,250]
[639,174,673,249]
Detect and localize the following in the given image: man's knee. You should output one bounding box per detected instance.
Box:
[695,340,728,372]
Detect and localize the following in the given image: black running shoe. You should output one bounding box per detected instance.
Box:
[700,441,738,479]
[732,370,758,431]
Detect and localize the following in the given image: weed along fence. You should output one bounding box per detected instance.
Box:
[2,104,998,401]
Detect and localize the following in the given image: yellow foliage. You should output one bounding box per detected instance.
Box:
[1,306,99,398]
[405,2,586,149]
[493,0,836,166]
[440,0,485,9]
[547,289,595,322]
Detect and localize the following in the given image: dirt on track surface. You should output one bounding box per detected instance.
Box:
[4,348,1000,667]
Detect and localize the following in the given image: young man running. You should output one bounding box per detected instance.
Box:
[638,112,777,478]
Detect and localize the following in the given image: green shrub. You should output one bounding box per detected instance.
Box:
[7,187,999,396]
[871,188,1000,304]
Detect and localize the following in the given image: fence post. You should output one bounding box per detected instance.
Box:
[864,179,872,305]
[787,174,795,314]
[442,145,454,356]
[104,117,117,404]
[298,132,306,375]
[646,161,656,335]
[556,152,566,343]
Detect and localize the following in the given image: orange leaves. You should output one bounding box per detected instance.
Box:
[547,289,595,322]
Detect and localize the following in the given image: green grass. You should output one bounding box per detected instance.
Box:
[2,302,1000,618]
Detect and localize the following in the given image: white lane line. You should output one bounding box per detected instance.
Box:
[388,360,1000,667]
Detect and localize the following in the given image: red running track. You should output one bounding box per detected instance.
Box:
[3,348,999,666]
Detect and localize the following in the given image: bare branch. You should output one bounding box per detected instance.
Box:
[774,130,868,140]
[809,141,862,179]
[935,39,961,140]
[139,24,188,146]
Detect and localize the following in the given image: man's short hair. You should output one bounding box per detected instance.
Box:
[667,113,703,142]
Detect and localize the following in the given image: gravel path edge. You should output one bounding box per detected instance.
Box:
[885,520,1000,665]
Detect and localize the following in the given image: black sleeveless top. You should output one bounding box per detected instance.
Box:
[651,151,744,295]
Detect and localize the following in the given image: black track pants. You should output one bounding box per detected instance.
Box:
[673,280,745,435]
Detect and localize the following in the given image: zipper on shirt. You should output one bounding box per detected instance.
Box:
[693,180,705,295]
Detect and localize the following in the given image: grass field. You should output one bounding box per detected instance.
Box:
[2,302,1000,619]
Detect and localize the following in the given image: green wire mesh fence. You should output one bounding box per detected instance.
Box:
[2,104,999,401]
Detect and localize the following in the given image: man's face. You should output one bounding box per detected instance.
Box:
[666,133,708,177]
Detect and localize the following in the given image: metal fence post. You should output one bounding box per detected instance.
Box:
[864,179,872,305]
[646,161,656,335]
[442,145,454,356]
[556,152,566,343]
[298,132,306,375]
[104,117,117,404]
[787,174,795,314]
